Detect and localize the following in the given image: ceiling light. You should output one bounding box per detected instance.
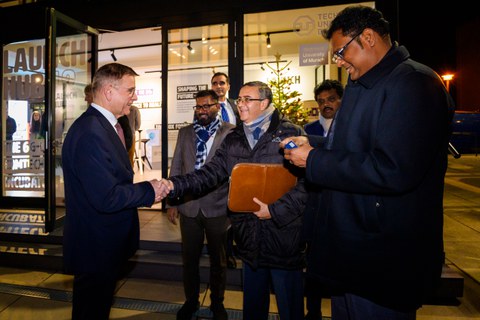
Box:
[187,41,195,54]
[110,50,117,61]
[266,34,271,48]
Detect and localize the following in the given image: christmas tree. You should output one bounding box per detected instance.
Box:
[265,53,309,126]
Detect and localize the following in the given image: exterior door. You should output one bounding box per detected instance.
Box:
[1,6,98,233]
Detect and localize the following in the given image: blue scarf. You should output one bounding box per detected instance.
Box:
[193,115,221,170]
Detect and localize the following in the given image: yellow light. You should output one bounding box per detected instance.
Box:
[442,74,454,81]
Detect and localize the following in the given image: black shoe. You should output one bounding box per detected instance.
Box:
[226,255,237,269]
[304,313,322,320]
[211,303,228,320]
[176,301,199,320]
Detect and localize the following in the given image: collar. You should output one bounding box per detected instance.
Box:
[90,103,117,127]
[352,43,410,89]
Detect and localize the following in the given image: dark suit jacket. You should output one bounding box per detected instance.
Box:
[168,122,235,217]
[226,98,240,125]
[62,106,155,274]
[303,120,325,136]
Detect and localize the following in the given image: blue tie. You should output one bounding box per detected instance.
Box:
[252,127,262,140]
[220,102,230,123]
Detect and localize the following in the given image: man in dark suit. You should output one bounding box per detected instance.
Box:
[282,5,455,319]
[211,72,239,126]
[62,63,168,320]
[167,89,234,320]
[211,72,239,270]
[304,79,343,137]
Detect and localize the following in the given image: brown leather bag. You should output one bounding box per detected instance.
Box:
[228,163,297,212]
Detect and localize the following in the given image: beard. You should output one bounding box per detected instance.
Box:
[195,113,215,126]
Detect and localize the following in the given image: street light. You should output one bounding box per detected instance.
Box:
[441,74,454,93]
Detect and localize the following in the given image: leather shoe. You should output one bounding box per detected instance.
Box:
[176,301,199,320]
[304,313,322,320]
[226,255,236,269]
[211,303,228,320]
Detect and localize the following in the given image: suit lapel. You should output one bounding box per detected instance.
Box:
[89,107,131,168]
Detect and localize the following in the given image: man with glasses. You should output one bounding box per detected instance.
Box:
[163,81,308,320]
[282,5,455,320]
[62,63,167,320]
[166,90,234,320]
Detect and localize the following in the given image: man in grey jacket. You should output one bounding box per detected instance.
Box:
[167,89,234,320]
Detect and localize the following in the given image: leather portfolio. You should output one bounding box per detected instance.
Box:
[228,163,297,212]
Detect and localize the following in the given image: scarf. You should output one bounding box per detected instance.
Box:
[194,114,221,170]
[243,104,275,149]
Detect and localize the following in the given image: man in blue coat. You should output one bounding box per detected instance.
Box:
[62,63,167,320]
[282,6,455,319]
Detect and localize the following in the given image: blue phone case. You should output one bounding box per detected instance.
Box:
[285,141,298,149]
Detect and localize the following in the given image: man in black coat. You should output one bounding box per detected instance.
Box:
[282,5,455,320]
[164,81,308,320]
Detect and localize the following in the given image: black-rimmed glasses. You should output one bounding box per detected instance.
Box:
[193,103,217,111]
[236,97,264,104]
[332,29,364,63]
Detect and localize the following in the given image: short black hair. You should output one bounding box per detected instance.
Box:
[314,79,344,99]
[211,72,230,84]
[195,89,219,101]
[322,5,390,40]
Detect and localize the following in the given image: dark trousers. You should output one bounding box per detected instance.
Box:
[305,276,323,319]
[179,212,228,305]
[243,263,304,320]
[72,270,119,320]
[331,293,416,320]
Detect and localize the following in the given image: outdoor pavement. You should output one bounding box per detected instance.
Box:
[0,154,479,319]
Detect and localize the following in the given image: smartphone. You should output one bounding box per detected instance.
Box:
[285,140,298,149]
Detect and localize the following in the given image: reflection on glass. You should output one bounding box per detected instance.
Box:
[167,24,228,170]
[2,32,91,200]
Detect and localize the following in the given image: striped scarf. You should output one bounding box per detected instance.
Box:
[194,116,221,170]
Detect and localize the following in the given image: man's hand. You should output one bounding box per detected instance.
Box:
[167,207,179,225]
[161,178,174,192]
[280,136,313,168]
[149,179,170,203]
[252,197,271,220]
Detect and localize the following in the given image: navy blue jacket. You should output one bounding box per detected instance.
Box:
[304,120,325,136]
[62,106,155,274]
[304,45,455,311]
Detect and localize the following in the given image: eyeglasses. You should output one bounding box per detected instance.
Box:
[236,97,264,104]
[332,29,364,63]
[193,103,217,111]
[113,85,136,97]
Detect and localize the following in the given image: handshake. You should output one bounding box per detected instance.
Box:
[149,179,175,203]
